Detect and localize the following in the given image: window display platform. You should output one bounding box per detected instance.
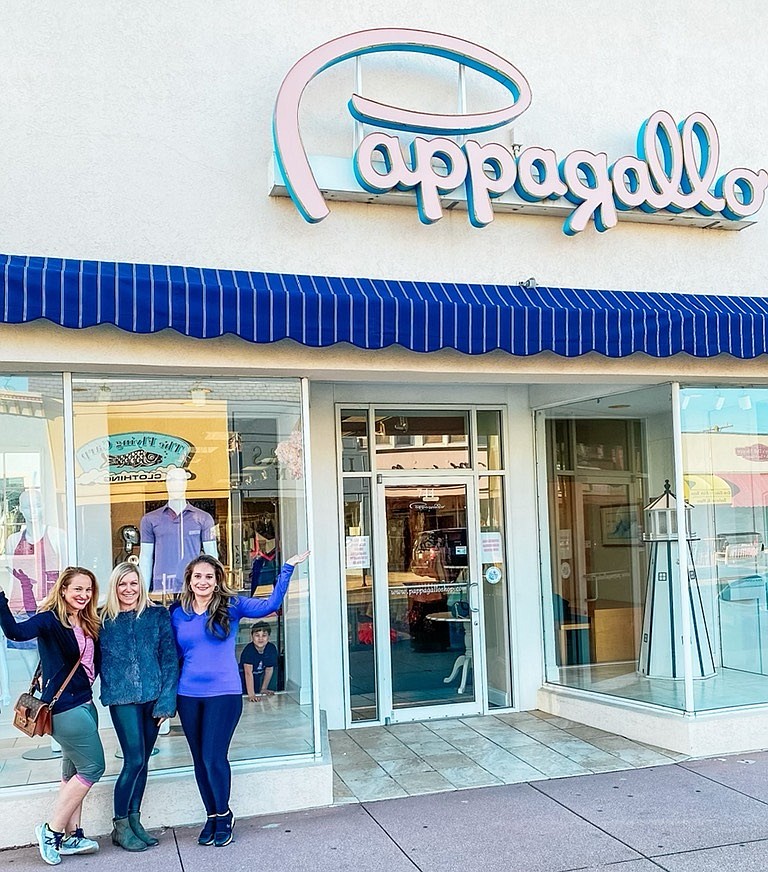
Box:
[549,662,768,711]
[0,701,331,850]
[539,676,768,757]
[0,693,313,789]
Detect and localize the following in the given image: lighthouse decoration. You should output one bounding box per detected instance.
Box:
[638,480,715,679]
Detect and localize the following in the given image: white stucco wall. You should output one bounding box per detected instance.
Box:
[0,1,766,743]
[0,1,765,297]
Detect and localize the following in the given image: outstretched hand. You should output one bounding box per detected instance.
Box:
[286,550,310,566]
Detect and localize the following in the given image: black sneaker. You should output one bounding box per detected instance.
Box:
[198,816,216,846]
[213,810,235,847]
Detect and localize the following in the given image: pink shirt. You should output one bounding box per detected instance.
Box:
[73,626,95,684]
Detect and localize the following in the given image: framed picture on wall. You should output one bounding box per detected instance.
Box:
[600,505,641,546]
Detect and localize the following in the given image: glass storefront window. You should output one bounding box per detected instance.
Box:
[374,410,469,470]
[0,375,68,785]
[681,387,768,710]
[340,409,370,473]
[0,374,313,790]
[477,410,503,471]
[543,386,681,708]
[343,478,377,721]
[479,475,512,706]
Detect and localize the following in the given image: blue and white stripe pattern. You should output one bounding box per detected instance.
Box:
[1,252,767,358]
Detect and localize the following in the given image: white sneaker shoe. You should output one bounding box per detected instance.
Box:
[60,827,100,855]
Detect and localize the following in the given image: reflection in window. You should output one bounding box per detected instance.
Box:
[544,392,665,707]
[374,410,469,470]
[0,374,67,788]
[340,409,369,473]
[477,410,504,471]
[681,387,768,710]
[343,478,377,721]
[479,476,511,706]
[71,376,313,771]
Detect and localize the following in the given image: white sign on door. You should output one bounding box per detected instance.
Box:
[345,535,371,569]
[480,531,503,564]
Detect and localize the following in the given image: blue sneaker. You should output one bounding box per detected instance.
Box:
[60,827,99,855]
[35,823,63,866]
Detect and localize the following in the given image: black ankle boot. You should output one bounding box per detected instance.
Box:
[198,815,216,846]
[213,810,235,847]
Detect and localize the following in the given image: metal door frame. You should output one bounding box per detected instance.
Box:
[374,474,486,723]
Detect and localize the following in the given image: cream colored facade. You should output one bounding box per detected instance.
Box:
[1,0,768,842]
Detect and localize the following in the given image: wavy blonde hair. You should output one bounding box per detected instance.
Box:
[179,555,237,639]
[101,562,150,622]
[39,566,100,639]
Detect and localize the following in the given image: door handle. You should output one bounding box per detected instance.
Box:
[468,581,480,613]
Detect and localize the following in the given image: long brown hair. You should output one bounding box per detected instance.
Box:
[179,555,237,639]
[39,566,100,639]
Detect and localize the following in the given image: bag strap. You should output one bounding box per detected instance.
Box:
[48,656,84,710]
[28,662,43,695]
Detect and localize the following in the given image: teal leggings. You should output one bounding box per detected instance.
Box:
[52,702,106,786]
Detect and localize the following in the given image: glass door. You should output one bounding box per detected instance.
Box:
[375,478,484,721]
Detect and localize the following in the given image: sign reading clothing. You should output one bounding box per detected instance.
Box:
[273,28,768,235]
[77,432,194,484]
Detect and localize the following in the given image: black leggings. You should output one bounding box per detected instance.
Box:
[177,694,243,815]
[109,701,161,817]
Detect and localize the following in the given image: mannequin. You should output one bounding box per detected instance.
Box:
[138,467,217,594]
[3,488,64,756]
[6,489,64,614]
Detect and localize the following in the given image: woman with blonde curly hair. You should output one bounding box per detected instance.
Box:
[0,566,104,865]
[171,550,308,847]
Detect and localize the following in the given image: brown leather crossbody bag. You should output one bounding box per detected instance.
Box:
[13,658,82,738]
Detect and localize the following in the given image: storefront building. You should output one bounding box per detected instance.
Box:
[1,1,768,844]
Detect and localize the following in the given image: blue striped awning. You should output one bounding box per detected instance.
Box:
[2,252,768,358]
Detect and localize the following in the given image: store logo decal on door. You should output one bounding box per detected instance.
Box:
[272,28,767,234]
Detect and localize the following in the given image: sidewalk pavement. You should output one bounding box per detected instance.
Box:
[5,750,768,871]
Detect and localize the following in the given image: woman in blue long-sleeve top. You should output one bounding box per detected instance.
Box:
[99,562,179,852]
[170,550,309,847]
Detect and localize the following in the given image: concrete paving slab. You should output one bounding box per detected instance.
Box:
[2,830,180,872]
[364,782,640,872]
[378,758,435,777]
[562,862,661,872]
[651,839,768,870]
[679,750,768,802]
[435,764,503,788]
[339,773,408,801]
[535,764,768,855]
[175,804,420,872]
[393,771,455,795]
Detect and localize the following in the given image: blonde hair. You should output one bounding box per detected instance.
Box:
[39,567,100,639]
[102,562,150,622]
[179,555,237,639]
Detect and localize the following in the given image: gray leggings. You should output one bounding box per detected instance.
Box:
[52,702,106,786]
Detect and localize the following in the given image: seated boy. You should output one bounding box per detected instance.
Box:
[240,621,279,701]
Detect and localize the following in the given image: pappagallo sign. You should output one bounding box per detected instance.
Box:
[273,28,768,234]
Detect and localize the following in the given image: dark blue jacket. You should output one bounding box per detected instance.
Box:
[99,605,179,718]
[0,590,100,714]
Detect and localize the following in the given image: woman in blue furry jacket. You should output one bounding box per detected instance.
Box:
[99,562,179,852]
